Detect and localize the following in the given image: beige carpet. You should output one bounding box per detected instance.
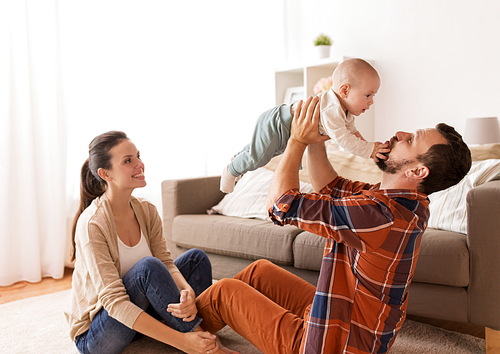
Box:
[0,289,485,354]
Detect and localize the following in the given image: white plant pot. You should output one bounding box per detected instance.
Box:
[316,45,331,59]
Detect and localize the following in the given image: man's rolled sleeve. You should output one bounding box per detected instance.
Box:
[268,188,302,226]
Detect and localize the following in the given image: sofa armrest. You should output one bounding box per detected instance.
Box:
[161,176,224,242]
[467,179,500,329]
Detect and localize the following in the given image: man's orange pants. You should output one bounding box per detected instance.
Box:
[196,259,316,354]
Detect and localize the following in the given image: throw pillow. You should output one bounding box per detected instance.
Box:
[209,168,313,220]
[469,143,500,161]
[427,159,500,234]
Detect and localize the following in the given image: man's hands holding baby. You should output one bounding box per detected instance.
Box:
[293,96,391,161]
[291,96,330,147]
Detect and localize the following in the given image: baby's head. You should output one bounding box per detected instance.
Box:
[331,58,380,116]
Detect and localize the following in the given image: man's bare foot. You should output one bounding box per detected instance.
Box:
[214,347,239,354]
[216,336,240,354]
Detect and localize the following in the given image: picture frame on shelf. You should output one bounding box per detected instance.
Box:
[284,86,304,104]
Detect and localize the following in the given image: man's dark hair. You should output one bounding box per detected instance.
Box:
[416,123,471,195]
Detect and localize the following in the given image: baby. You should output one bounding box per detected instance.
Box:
[220,58,388,193]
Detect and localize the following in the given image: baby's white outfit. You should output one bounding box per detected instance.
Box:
[319,89,375,159]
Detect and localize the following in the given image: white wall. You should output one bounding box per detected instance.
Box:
[59,1,283,211]
[47,0,500,214]
[285,0,500,141]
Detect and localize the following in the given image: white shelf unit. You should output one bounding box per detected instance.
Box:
[274,57,374,141]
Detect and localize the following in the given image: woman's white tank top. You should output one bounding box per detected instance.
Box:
[117,231,153,278]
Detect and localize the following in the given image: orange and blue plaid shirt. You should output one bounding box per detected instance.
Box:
[269,177,429,354]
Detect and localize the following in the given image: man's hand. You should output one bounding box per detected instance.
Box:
[266,96,329,210]
[290,96,330,147]
[167,289,198,322]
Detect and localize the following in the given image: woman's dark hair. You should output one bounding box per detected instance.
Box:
[70,131,129,261]
[417,123,472,195]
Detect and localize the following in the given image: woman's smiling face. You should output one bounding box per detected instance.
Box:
[104,139,146,191]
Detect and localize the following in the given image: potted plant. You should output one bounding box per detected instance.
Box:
[313,34,332,59]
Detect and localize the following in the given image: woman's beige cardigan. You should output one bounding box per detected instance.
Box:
[64,194,179,341]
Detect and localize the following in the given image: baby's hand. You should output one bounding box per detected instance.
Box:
[371,141,390,162]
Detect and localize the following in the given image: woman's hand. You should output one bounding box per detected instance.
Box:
[167,289,198,322]
[179,330,219,354]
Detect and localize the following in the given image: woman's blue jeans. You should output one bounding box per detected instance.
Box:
[74,248,212,354]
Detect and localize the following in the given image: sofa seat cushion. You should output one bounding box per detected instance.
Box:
[293,228,468,288]
[172,215,303,265]
[413,228,469,287]
[293,232,326,270]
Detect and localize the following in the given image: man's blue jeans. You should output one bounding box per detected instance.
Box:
[75,249,212,354]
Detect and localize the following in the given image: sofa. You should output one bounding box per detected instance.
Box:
[161,143,500,344]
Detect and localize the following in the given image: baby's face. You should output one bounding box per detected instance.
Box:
[343,74,380,116]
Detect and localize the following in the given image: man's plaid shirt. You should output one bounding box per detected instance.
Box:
[269,176,429,354]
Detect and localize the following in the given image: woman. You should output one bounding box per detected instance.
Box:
[65,131,230,354]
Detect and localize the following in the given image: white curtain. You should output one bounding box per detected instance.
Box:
[0,1,67,285]
[1,1,283,285]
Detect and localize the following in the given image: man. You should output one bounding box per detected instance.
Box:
[196,96,471,354]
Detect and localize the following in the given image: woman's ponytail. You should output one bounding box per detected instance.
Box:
[70,131,128,262]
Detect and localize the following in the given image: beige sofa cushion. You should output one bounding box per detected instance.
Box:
[413,229,469,287]
[291,229,469,287]
[172,214,469,286]
[293,232,325,270]
[172,214,302,265]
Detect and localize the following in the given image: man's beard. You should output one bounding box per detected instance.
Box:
[375,136,414,174]
[376,157,411,174]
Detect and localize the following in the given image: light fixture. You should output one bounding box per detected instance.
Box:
[464,117,500,145]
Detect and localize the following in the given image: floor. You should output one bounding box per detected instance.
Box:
[0,267,73,305]
[0,268,485,339]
